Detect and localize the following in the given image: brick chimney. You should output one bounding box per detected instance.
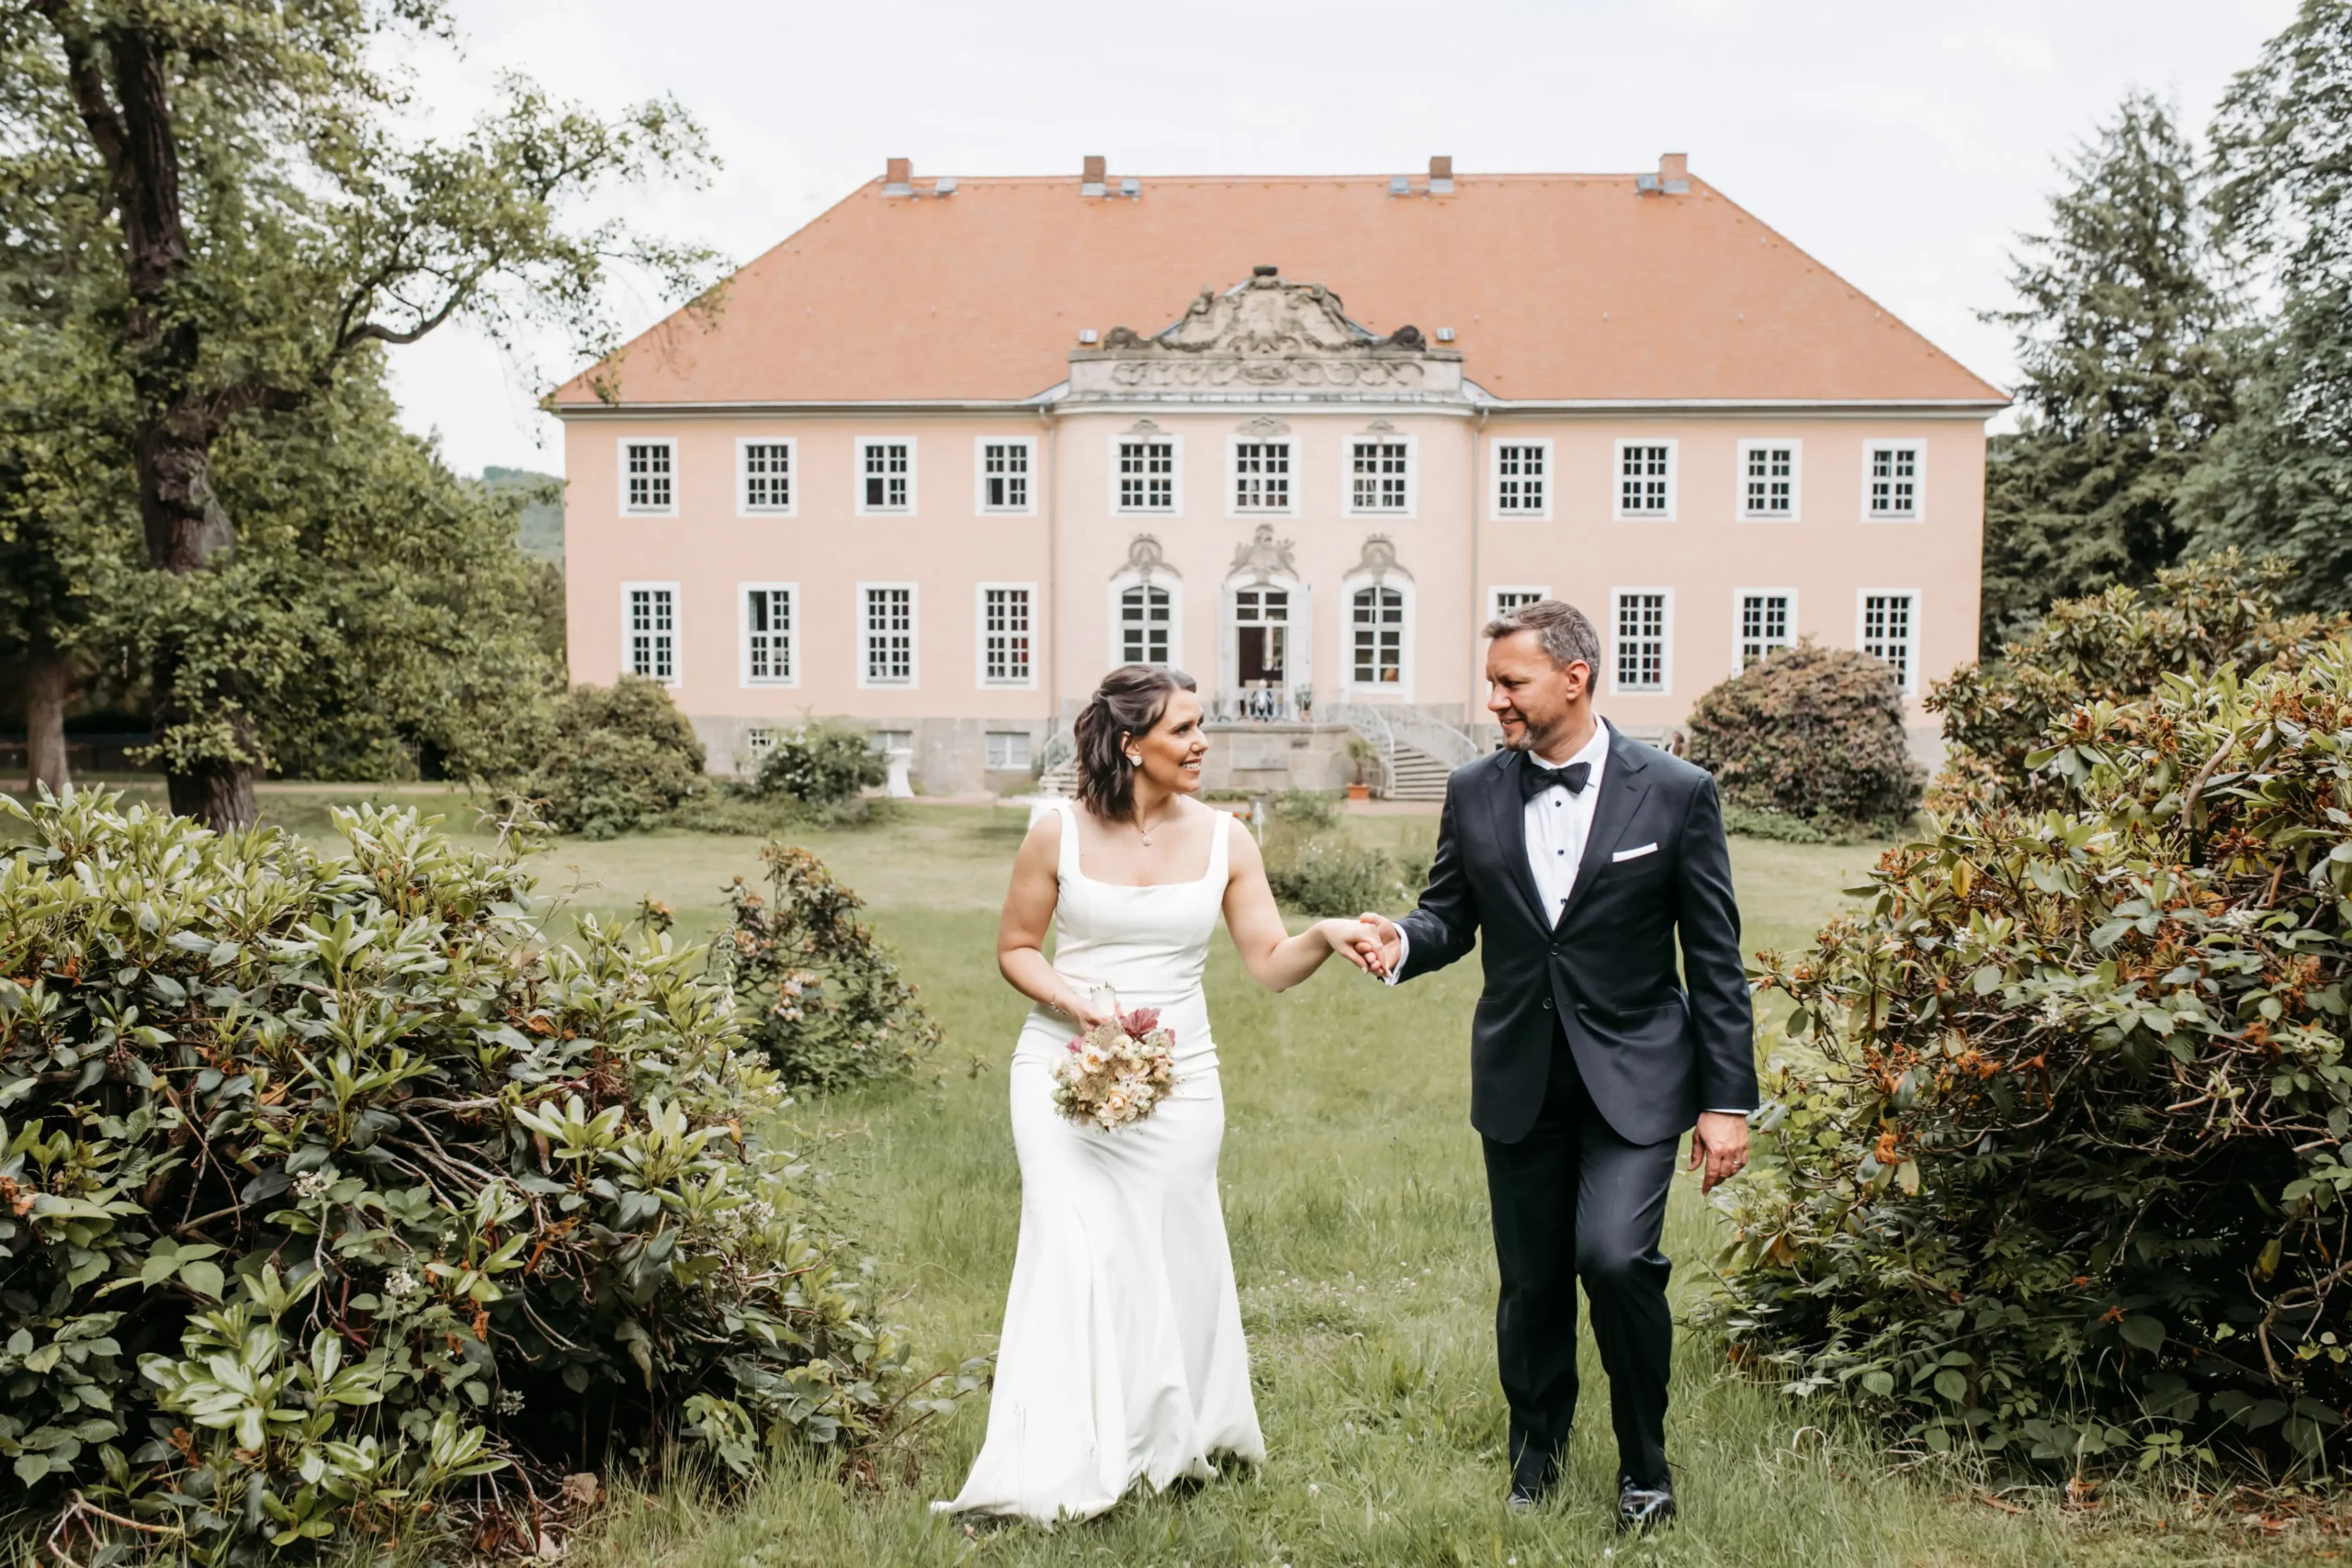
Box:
[884,156,911,194]
[1429,154,1454,194]
[1659,152,1688,190]
[1082,154,1105,184]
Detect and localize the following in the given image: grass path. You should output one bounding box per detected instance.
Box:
[29,786,2322,1563]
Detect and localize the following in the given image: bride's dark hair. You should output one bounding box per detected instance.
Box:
[1073,664,1199,820]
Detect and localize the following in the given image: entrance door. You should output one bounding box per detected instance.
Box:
[1235,588,1289,688]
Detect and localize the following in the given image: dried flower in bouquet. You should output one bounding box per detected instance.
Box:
[1051,1006,1179,1130]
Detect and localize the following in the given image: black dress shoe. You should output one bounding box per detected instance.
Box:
[1616,1472,1675,1533]
[1506,1454,1559,1513]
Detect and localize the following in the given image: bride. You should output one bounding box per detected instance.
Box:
[935,664,1377,1524]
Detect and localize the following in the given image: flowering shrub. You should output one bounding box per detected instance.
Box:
[0,793,955,1558]
[1928,552,2345,815]
[715,844,942,1094]
[1684,638,1923,835]
[1710,642,2352,1472]
[747,723,885,807]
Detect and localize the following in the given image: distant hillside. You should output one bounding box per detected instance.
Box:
[483,466,564,565]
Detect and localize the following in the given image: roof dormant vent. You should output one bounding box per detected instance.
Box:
[1080,154,1106,197]
[1253,265,1279,277]
[1389,175,1411,196]
[1120,176,1140,198]
[1638,152,1690,197]
[884,157,912,196]
[1430,155,1454,194]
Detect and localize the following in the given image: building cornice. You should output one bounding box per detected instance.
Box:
[553,393,2007,422]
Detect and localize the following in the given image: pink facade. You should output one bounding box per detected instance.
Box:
[557,159,2003,793]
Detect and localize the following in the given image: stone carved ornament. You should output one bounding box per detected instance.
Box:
[1069,270,1463,399]
[1123,533,1175,581]
[1227,523,1298,582]
[1351,535,1411,582]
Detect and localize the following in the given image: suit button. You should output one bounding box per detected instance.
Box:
[1542,997,1554,1010]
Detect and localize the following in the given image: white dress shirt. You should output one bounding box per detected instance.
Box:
[1387,719,1610,979]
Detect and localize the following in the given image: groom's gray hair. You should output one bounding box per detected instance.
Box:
[1484,598,1600,672]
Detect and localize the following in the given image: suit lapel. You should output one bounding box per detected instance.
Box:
[1557,722,1654,928]
[1486,750,1549,932]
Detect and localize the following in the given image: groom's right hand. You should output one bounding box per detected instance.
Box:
[1355,913,1403,978]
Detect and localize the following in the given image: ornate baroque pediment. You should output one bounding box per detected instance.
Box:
[1122,533,1174,580]
[1351,535,1411,581]
[1227,523,1297,581]
[1069,270,1465,402]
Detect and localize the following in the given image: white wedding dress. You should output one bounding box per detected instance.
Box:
[934,799,1264,1523]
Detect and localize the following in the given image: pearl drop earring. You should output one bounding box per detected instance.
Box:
[1126,753,1141,765]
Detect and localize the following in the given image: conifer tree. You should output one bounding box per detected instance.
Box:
[1978,93,2239,652]
[2180,0,2352,609]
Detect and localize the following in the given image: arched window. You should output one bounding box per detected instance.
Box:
[1119,582,1172,665]
[1351,584,1406,686]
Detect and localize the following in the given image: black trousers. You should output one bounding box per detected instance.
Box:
[1481,1025,1678,1488]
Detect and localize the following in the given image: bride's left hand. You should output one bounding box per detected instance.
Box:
[1312,918,1385,975]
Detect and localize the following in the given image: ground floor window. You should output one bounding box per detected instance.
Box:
[1490,586,1549,619]
[870,728,912,754]
[743,585,795,683]
[1860,592,1918,694]
[1233,587,1290,691]
[1119,583,1171,665]
[862,585,915,685]
[624,584,677,684]
[1737,592,1794,670]
[987,731,1033,770]
[981,585,1034,685]
[1611,591,1669,694]
[1350,584,1405,685]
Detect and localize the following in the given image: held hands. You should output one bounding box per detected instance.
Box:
[1313,914,1401,977]
[1690,1111,1751,1193]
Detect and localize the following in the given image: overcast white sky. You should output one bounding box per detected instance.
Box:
[385,0,2300,477]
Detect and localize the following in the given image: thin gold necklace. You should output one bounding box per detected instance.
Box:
[1136,801,1176,848]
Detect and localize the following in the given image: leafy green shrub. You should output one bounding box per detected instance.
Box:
[525,676,707,838]
[1710,643,2352,1472]
[1262,831,1406,918]
[1268,788,1340,830]
[1929,552,2346,814]
[0,793,950,1556]
[748,724,885,808]
[1716,806,1834,844]
[1684,639,1923,835]
[715,844,943,1094]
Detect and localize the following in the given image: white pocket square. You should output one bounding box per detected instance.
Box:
[1611,842,1660,863]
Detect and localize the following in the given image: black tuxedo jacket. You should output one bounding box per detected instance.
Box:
[1396,722,1757,1146]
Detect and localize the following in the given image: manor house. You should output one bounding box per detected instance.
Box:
[553,154,2003,796]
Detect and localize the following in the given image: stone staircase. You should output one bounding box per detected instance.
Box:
[1383,740,1455,802]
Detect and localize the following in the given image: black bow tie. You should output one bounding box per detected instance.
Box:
[1521,760,1591,802]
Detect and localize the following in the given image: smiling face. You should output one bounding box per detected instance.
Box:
[1124,688,1208,796]
[1486,628,1592,754]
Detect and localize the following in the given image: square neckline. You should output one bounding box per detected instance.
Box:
[1053,799,1230,890]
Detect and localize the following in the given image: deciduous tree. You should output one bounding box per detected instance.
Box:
[1,0,717,823]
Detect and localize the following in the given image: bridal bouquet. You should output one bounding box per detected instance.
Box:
[1052,1006,1178,1130]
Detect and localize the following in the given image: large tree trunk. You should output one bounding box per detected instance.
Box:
[22,647,69,796]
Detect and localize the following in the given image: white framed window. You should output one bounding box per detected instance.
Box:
[986,730,1034,770]
[859,583,917,687]
[978,583,1036,688]
[744,727,778,756]
[1613,440,1676,520]
[871,728,912,754]
[621,582,680,685]
[976,437,1035,514]
[1489,586,1552,621]
[1113,434,1181,513]
[1111,578,1180,667]
[1735,589,1797,672]
[856,438,915,514]
[1864,442,1924,521]
[1346,436,1414,515]
[619,439,676,516]
[1611,589,1672,694]
[1230,437,1294,514]
[1492,440,1552,519]
[1737,440,1800,520]
[1346,581,1411,692]
[738,439,793,515]
[740,583,797,686]
[1858,590,1920,695]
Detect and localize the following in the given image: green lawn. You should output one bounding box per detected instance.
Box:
[17,784,2324,1563]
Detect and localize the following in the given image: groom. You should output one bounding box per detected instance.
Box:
[1353,597,1755,1530]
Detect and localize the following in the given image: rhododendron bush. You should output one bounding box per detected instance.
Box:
[0,794,951,1558]
[1711,642,2352,1471]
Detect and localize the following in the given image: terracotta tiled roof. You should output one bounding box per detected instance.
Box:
[550,170,2006,408]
